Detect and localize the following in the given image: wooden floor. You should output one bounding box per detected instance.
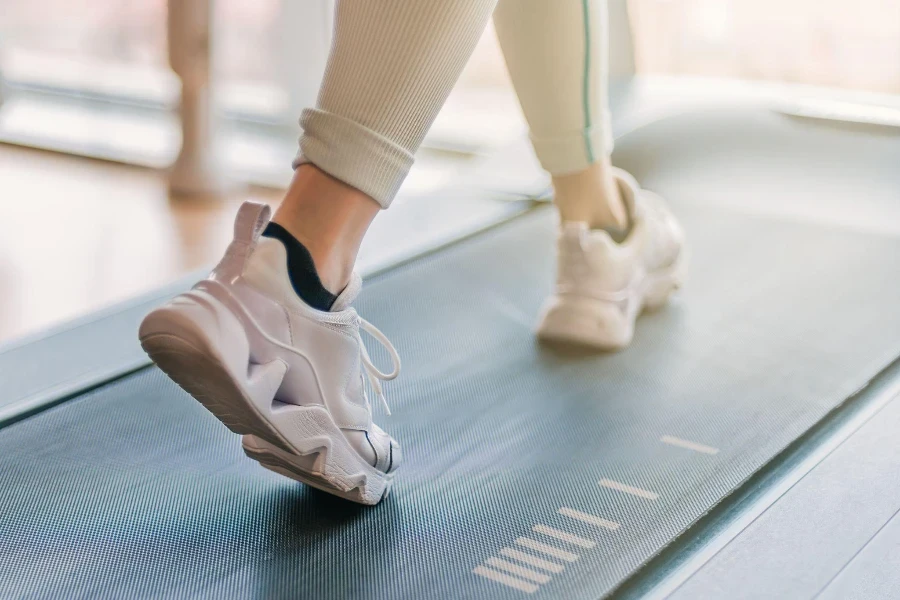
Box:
[0,145,282,346]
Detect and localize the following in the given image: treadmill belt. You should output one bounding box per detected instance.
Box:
[3,109,900,599]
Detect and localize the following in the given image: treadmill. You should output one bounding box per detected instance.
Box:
[3,78,900,599]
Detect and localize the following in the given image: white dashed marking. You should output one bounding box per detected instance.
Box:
[515,537,578,562]
[500,548,565,573]
[558,507,620,530]
[660,435,719,455]
[533,524,596,548]
[473,566,538,593]
[473,430,720,590]
[599,478,659,500]
[486,557,552,584]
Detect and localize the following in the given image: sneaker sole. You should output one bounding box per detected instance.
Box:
[537,248,688,350]
[241,435,391,504]
[139,290,391,506]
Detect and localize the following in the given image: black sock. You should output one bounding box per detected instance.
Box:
[261,222,337,311]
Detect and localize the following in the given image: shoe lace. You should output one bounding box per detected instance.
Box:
[357,317,401,416]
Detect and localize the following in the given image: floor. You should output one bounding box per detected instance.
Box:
[0,139,540,349]
[0,144,281,346]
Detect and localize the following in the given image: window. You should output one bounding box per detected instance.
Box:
[629,0,900,92]
[1,0,897,176]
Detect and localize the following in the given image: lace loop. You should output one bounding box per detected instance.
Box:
[358,318,401,416]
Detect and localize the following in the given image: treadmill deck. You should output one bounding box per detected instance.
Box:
[2,107,900,599]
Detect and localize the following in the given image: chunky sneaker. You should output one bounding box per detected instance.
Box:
[139,201,401,505]
[537,169,687,349]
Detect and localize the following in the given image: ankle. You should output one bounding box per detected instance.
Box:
[273,165,380,293]
[552,160,627,231]
[303,243,355,295]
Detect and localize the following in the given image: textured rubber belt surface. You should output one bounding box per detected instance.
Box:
[4,198,900,599]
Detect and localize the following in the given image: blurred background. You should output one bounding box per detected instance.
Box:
[1,0,899,345]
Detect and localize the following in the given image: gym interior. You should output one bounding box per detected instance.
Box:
[2,2,900,598]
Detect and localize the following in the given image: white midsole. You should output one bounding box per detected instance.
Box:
[537,250,688,349]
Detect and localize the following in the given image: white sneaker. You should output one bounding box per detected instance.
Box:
[537,169,687,350]
[139,201,401,505]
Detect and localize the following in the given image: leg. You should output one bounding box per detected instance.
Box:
[142,0,500,505]
[494,0,627,232]
[495,0,687,349]
[275,0,498,293]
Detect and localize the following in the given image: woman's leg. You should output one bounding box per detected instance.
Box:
[493,0,627,233]
[143,1,503,505]
[274,0,498,293]
[495,0,687,349]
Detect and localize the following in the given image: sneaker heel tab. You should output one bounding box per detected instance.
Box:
[234,201,272,245]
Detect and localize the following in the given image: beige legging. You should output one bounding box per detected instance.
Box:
[294,0,612,209]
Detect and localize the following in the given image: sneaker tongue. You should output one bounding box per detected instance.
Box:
[331,272,362,311]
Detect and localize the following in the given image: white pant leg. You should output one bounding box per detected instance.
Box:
[494,0,613,175]
[294,0,499,208]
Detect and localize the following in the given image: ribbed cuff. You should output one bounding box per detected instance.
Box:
[292,108,415,209]
[529,110,614,176]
